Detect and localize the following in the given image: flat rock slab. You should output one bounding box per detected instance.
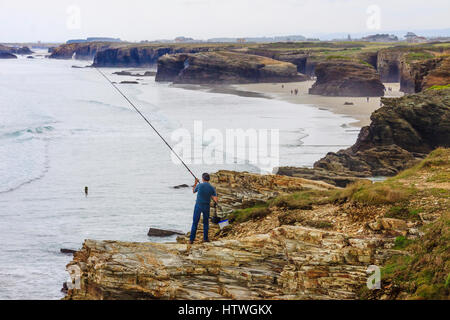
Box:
[148,228,185,237]
[60,248,77,255]
[173,184,190,189]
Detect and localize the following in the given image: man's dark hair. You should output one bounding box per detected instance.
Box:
[202,173,210,181]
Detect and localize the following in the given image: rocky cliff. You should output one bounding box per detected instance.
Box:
[377,46,450,93]
[309,60,385,97]
[64,149,449,300]
[313,88,450,176]
[92,45,220,67]
[156,51,308,84]
[400,56,450,93]
[49,42,123,60]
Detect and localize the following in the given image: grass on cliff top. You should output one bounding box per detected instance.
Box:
[333,148,449,205]
[427,84,450,91]
[228,203,271,223]
[392,148,449,181]
[228,189,331,223]
[330,179,415,205]
[229,149,449,224]
[406,51,435,62]
[378,211,450,300]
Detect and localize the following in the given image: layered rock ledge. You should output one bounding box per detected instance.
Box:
[156,51,308,84]
[65,227,397,300]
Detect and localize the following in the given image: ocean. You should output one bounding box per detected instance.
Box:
[0,52,359,299]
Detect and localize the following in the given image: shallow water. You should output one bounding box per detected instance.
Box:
[0,52,359,299]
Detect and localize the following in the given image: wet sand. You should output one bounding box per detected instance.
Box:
[232,81,403,127]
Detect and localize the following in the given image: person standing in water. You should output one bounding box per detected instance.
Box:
[190,173,218,244]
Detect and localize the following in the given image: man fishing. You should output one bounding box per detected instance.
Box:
[190,173,218,244]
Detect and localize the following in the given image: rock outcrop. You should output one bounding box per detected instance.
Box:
[309,60,385,97]
[210,170,334,213]
[275,167,366,188]
[313,88,450,176]
[14,46,33,55]
[156,51,308,84]
[0,52,17,59]
[0,44,33,56]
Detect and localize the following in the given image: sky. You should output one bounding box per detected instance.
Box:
[0,0,449,42]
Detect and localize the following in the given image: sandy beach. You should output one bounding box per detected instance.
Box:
[232,81,404,127]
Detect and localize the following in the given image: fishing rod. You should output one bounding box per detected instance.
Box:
[94,67,199,181]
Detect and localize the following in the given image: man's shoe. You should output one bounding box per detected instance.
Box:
[189,241,194,245]
[203,240,210,243]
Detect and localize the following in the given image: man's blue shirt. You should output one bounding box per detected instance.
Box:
[194,182,217,205]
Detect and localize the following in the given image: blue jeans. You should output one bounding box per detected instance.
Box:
[190,203,210,242]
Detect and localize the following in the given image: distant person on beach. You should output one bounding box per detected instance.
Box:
[190,173,218,244]
[84,186,88,197]
[367,97,370,102]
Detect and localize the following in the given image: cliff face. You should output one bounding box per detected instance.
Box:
[377,47,450,93]
[309,60,385,97]
[314,88,450,176]
[399,58,443,93]
[92,45,214,67]
[156,51,308,84]
[400,56,450,93]
[49,42,122,60]
[377,49,403,83]
[422,57,450,90]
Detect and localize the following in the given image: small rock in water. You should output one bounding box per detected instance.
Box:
[120,81,139,84]
[113,71,133,76]
[173,184,190,189]
[344,102,354,105]
[60,248,77,255]
[148,228,185,237]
